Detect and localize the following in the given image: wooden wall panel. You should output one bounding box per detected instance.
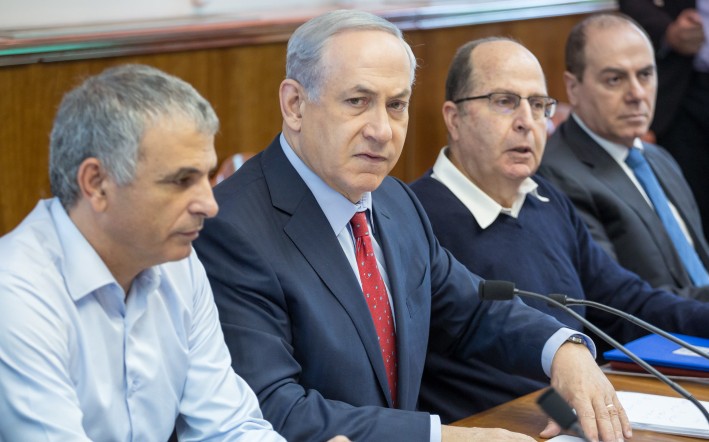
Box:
[0,13,586,235]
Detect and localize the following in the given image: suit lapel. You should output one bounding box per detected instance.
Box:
[261,140,396,406]
[645,147,709,268]
[370,195,414,408]
[562,119,687,283]
[563,119,652,218]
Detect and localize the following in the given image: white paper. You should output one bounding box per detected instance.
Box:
[617,390,709,439]
[547,436,584,442]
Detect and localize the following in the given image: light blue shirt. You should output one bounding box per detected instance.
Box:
[0,198,284,442]
[694,0,709,72]
[280,135,591,441]
[280,135,441,441]
[572,113,697,247]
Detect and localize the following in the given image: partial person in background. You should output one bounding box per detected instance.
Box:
[540,13,709,301]
[409,27,709,423]
[195,9,632,442]
[0,64,285,441]
[619,0,709,236]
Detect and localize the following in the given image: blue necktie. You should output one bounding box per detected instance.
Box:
[625,148,709,285]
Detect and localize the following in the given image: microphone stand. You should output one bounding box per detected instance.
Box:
[537,387,590,442]
[479,280,709,425]
[549,294,709,361]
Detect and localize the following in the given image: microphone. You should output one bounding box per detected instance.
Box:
[548,294,709,361]
[536,387,590,442]
[478,280,709,425]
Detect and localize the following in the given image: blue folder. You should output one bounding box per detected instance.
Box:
[604,333,709,372]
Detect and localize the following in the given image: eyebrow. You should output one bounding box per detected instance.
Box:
[157,166,207,183]
[347,84,412,99]
[599,64,655,75]
[486,88,550,97]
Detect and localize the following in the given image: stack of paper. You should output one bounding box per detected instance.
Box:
[617,391,709,439]
[547,436,583,441]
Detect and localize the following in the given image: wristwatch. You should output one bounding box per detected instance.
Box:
[566,335,585,345]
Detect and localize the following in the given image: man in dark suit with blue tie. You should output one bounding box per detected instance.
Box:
[409,15,709,426]
[539,12,709,301]
[618,0,709,236]
[194,9,632,442]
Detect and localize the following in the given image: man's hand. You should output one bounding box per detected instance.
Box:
[541,342,632,442]
[666,9,704,55]
[442,425,536,441]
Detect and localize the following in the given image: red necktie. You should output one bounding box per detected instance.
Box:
[350,211,398,406]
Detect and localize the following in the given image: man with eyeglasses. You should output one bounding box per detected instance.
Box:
[453,93,557,120]
[539,13,709,302]
[409,35,709,424]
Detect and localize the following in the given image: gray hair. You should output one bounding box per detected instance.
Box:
[49,64,219,208]
[286,9,417,100]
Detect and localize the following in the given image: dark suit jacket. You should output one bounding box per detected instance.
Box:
[539,116,709,301]
[194,136,569,441]
[410,172,709,422]
[619,0,696,135]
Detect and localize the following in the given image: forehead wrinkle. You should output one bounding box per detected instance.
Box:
[584,25,654,65]
[322,30,412,85]
[474,67,547,98]
[470,41,546,95]
[352,81,410,95]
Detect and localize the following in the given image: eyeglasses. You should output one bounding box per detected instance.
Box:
[453,92,558,119]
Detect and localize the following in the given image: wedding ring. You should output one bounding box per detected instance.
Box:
[606,403,615,409]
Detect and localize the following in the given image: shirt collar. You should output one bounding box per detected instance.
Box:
[430,147,548,229]
[571,112,644,163]
[280,133,372,236]
[49,198,160,302]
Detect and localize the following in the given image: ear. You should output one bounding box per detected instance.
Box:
[280,79,307,132]
[76,157,110,212]
[442,100,463,142]
[563,71,580,107]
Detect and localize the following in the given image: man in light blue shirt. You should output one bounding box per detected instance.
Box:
[0,64,285,441]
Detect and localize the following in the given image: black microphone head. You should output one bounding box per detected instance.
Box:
[479,280,516,300]
[537,388,578,430]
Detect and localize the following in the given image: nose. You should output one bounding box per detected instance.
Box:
[626,76,647,101]
[191,177,219,219]
[512,99,535,132]
[362,104,393,143]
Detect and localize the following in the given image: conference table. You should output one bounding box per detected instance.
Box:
[454,373,709,441]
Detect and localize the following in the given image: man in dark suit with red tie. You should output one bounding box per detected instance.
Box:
[194,9,633,442]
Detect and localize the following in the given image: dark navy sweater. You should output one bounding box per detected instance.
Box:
[410,173,708,422]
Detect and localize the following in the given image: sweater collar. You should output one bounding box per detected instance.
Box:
[430,146,548,229]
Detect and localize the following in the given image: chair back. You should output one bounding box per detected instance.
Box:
[211,152,256,186]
